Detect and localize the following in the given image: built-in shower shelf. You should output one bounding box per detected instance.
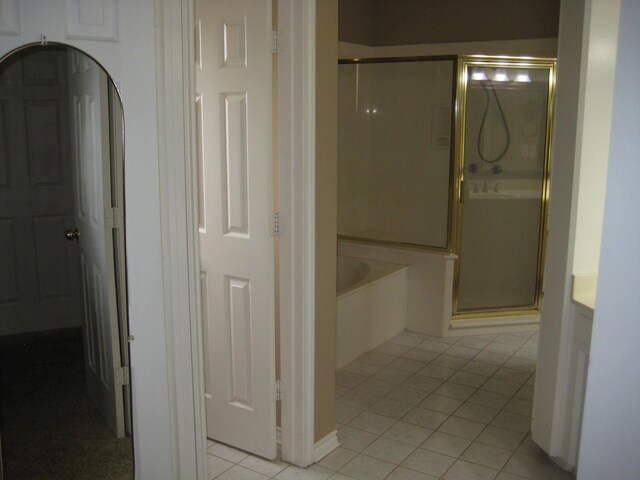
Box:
[467,191,541,200]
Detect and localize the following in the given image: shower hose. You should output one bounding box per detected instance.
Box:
[477,80,510,163]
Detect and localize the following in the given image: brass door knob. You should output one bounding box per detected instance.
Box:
[65,228,80,241]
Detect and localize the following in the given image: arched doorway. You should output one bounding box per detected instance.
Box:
[0,43,133,479]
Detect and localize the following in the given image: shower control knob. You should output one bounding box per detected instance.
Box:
[468,163,478,173]
[493,165,503,174]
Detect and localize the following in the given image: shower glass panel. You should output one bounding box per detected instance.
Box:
[455,58,555,314]
[338,58,455,249]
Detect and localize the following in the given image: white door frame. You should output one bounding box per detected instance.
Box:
[155,0,317,475]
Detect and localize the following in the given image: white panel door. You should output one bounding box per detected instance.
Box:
[0,48,83,336]
[196,0,276,459]
[68,52,125,438]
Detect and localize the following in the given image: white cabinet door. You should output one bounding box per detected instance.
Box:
[196,0,276,459]
[68,53,125,438]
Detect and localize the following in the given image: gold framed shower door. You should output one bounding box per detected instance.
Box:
[451,56,557,320]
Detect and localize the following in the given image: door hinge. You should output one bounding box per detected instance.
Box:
[275,379,282,401]
[271,212,280,236]
[271,30,279,54]
[115,366,130,386]
[104,207,123,229]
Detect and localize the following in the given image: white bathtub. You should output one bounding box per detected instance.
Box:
[336,256,409,369]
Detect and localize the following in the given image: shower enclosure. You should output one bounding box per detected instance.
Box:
[338,57,456,250]
[454,57,555,318]
[338,55,555,323]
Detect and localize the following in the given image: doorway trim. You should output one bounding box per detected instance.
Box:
[155,0,317,474]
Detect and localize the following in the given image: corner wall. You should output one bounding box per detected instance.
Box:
[577,1,640,477]
[315,0,338,443]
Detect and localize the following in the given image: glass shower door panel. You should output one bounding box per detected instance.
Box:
[457,67,551,311]
[338,60,455,249]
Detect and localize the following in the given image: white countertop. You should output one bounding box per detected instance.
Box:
[572,273,597,314]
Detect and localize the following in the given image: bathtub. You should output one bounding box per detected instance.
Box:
[336,256,409,369]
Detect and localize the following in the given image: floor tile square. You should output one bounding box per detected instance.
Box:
[484,342,519,356]
[420,431,471,457]
[441,459,499,480]
[437,416,485,440]
[449,371,488,388]
[368,398,414,419]
[358,352,397,367]
[403,375,443,393]
[336,390,381,410]
[385,385,430,405]
[462,361,500,376]
[492,368,532,385]
[403,349,439,363]
[494,334,529,347]
[434,382,476,401]
[339,454,396,480]
[418,393,463,415]
[216,465,270,480]
[467,390,511,409]
[317,447,359,471]
[473,351,510,366]
[476,426,526,451]
[401,448,456,477]
[372,367,413,385]
[337,427,378,452]
[461,442,512,470]
[416,340,451,354]
[515,435,547,459]
[495,473,530,480]
[430,355,468,370]
[503,453,555,480]
[336,371,368,389]
[456,336,493,350]
[385,466,439,479]
[490,411,531,433]
[504,398,533,417]
[375,343,412,357]
[445,345,480,360]
[363,437,417,464]
[335,404,363,424]
[354,378,396,396]
[417,364,456,381]
[208,454,233,479]
[515,385,534,401]
[348,411,397,435]
[389,358,427,373]
[209,443,249,463]
[276,465,333,480]
[340,361,383,377]
[327,473,359,480]
[453,402,500,424]
[383,421,434,446]
[481,378,521,396]
[239,456,289,477]
[403,407,449,429]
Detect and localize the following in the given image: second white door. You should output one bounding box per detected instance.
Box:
[196,0,277,459]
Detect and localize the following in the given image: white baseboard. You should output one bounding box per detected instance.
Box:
[314,430,340,462]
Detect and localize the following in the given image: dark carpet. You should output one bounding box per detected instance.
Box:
[0,328,133,479]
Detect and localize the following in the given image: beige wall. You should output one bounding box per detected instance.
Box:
[339,0,560,46]
[315,0,338,443]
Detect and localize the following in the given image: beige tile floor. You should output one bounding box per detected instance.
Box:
[207,331,576,480]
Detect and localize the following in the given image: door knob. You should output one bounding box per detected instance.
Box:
[65,228,80,241]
